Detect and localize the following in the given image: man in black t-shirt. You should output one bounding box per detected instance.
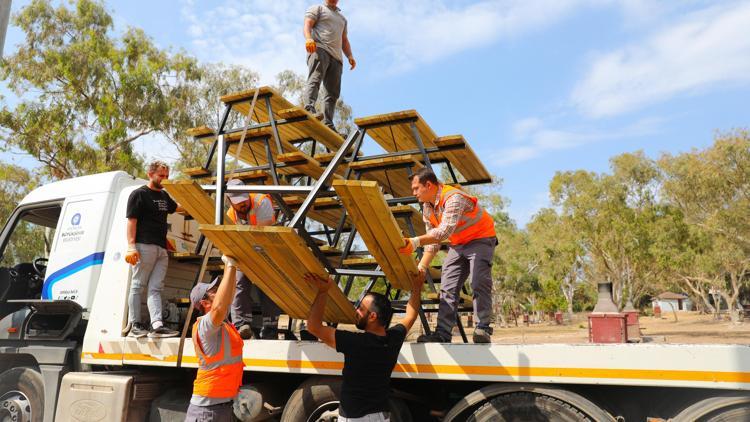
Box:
[124,161,183,338]
[305,273,422,421]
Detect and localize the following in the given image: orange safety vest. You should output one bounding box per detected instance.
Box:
[226,193,275,226]
[428,185,496,246]
[191,317,245,400]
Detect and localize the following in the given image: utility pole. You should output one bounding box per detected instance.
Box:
[0,0,11,57]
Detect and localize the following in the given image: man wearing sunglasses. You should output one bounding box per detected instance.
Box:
[305,273,422,421]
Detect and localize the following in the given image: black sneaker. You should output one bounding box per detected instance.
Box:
[128,323,148,338]
[472,327,492,344]
[417,332,452,343]
[148,326,179,338]
[259,326,278,340]
[300,329,318,341]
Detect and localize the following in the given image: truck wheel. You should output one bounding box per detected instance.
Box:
[0,367,45,422]
[280,377,411,422]
[280,376,342,422]
[467,391,592,422]
[673,394,750,421]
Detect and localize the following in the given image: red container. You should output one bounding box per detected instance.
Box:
[588,313,628,343]
[623,310,640,340]
[554,311,563,325]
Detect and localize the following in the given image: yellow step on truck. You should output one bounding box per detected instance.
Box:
[0,171,748,422]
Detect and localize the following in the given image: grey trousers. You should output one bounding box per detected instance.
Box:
[231,270,281,329]
[303,48,342,130]
[185,402,233,421]
[436,237,497,337]
[128,243,168,325]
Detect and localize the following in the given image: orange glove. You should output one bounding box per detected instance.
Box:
[305,38,317,53]
[348,56,356,70]
[398,237,419,254]
[125,247,140,265]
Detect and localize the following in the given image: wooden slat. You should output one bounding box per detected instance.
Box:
[333,180,416,290]
[201,225,355,323]
[354,110,437,153]
[182,167,211,177]
[162,181,214,224]
[219,86,343,152]
[434,135,491,182]
[187,126,215,137]
[200,170,270,184]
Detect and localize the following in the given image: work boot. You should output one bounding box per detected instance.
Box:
[148,326,179,338]
[416,332,451,343]
[259,326,278,340]
[313,111,324,121]
[238,324,254,340]
[472,327,492,344]
[127,322,149,338]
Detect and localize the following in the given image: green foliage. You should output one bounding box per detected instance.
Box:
[0,0,201,180]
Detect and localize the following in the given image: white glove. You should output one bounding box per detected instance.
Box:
[418,263,428,273]
[222,255,238,268]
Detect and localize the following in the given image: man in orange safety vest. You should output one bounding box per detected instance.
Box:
[186,255,244,421]
[399,168,498,344]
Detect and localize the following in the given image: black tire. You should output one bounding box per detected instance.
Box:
[0,367,45,422]
[280,376,412,422]
[280,376,342,422]
[673,394,750,422]
[467,391,592,422]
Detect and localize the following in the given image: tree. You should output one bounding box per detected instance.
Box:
[659,130,750,321]
[527,208,585,319]
[0,0,201,180]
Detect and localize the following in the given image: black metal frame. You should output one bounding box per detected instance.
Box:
[184,92,489,343]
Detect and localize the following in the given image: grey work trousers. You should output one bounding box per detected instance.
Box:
[303,48,342,130]
[184,401,233,421]
[231,270,281,329]
[128,243,168,325]
[436,237,498,338]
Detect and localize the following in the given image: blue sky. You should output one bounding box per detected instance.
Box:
[2,0,749,226]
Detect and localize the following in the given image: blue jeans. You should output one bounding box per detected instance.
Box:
[128,243,168,325]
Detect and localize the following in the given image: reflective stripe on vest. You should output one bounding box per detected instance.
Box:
[226,193,274,226]
[428,185,496,246]
[191,317,244,400]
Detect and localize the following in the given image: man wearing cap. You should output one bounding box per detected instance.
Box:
[186,255,244,421]
[225,179,284,340]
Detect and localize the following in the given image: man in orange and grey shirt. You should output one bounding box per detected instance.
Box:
[399,168,498,343]
[186,255,244,421]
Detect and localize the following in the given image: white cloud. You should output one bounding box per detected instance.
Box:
[179,0,592,79]
[572,1,750,117]
[494,116,661,166]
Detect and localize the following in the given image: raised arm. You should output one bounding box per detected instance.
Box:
[399,274,423,331]
[304,273,337,348]
[208,256,238,326]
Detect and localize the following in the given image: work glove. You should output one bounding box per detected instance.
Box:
[125,247,140,266]
[222,255,238,268]
[348,56,356,70]
[417,263,428,281]
[398,237,420,254]
[305,38,317,53]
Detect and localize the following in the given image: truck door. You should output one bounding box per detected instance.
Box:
[0,201,62,319]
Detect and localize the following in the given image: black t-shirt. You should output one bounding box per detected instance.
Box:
[335,324,407,418]
[126,185,177,249]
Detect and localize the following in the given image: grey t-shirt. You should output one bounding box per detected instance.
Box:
[191,314,230,406]
[305,3,347,62]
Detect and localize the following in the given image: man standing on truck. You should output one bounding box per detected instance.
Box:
[305,273,422,421]
[399,168,498,344]
[124,160,183,338]
[186,255,244,421]
[225,178,285,340]
[302,0,356,131]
